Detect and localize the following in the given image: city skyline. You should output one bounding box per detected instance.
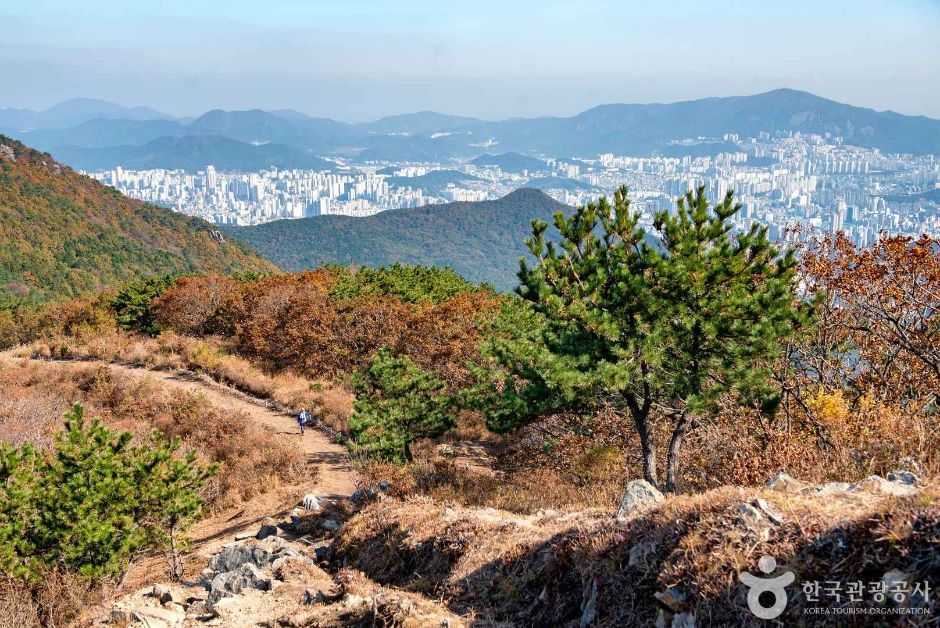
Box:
[2,0,939,120]
[86,128,940,254]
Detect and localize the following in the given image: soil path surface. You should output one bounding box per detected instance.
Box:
[113,362,358,500]
[1,356,358,499]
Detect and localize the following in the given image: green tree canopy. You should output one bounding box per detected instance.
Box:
[0,404,213,580]
[478,186,812,491]
[111,275,175,335]
[349,348,456,463]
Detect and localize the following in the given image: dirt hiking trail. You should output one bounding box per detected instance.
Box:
[0,356,359,585]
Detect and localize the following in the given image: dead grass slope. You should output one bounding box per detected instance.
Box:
[331,485,940,626]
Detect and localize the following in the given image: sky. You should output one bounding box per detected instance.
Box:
[1,0,938,121]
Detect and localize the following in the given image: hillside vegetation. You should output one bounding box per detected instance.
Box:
[3,184,940,626]
[0,135,276,305]
[386,169,480,195]
[229,189,572,290]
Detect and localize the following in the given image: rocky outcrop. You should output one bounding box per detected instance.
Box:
[104,508,465,627]
[766,470,923,498]
[103,473,932,627]
[615,480,665,520]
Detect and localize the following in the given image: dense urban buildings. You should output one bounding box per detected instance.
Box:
[87,130,940,246]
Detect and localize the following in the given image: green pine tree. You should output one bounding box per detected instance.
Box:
[0,404,214,580]
[479,186,812,491]
[111,275,176,335]
[349,348,456,463]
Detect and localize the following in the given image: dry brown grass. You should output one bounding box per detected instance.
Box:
[21,330,354,425]
[333,485,940,626]
[0,570,103,628]
[361,458,622,514]
[0,360,305,511]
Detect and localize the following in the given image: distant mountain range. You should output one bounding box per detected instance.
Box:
[5,89,940,172]
[0,135,275,304]
[0,98,172,132]
[227,189,572,290]
[53,135,334,172]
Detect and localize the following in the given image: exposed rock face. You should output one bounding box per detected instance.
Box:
[854,475,919,496]
[303,493,329,511]
[579,577,598,627]
[208,563,272,605]
[616,480,665,520]
[208,543,273,573]
[768,471,922,498]
[106,507,466,627]
[753,497,784,524]
[322,518,342,531]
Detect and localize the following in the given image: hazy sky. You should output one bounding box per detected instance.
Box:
[2,0,938,121]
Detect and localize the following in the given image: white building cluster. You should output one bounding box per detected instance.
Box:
[91,166,424,224]
[87,130,939,246]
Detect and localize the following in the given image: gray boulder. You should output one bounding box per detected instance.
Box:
[208,563,271,605]
[256,523,279,540]
[766,472,802,491]
[752,498,784,524]
[616,480,664,520]
[302,493,328,512]
[579,577,598,627]
[853,475,918,497]
[208,543,272,573]
[887,470,918,485]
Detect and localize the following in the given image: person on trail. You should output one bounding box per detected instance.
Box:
[297,408,310,435]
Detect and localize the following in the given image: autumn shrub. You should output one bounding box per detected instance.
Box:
[151,274,240,336]
[678,391,940,491]
[0,294,114,350]
[166,267,501,381]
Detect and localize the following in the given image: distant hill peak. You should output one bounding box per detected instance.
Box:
[470,152,548,173]
[229,187,572,290]
[500,187,557,203]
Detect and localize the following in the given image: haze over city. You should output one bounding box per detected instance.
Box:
[2,0,939,120]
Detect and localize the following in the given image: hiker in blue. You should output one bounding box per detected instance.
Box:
[297,408,310,435]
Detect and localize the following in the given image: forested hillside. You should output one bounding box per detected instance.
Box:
[0,136,276,304]
[229,188,572,290]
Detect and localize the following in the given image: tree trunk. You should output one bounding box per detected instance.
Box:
[665,414,692,493]
[624,392,657,486]
[170,521,182,581]
[636,416,658,487]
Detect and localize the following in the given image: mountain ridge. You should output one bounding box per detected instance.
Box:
[0,98,173,132]
[52,134,335,172]
[6,89,939,172]
[227,188,571,290]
